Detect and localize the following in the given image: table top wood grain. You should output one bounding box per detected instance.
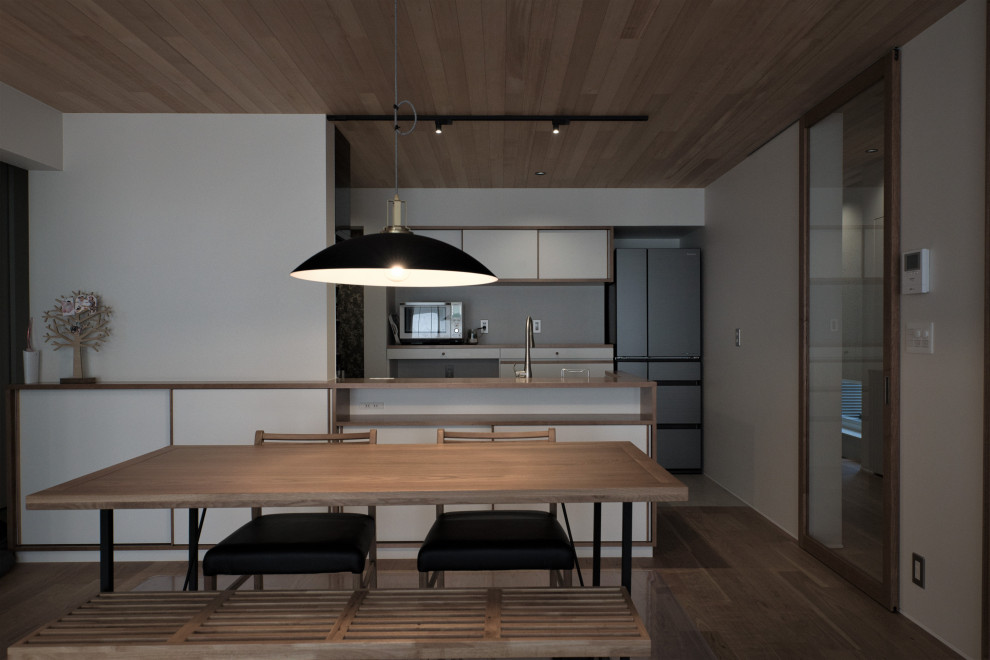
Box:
[25,441,687,510]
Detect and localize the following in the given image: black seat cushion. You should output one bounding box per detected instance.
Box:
[417,510,575,572]
[203,512,374,577]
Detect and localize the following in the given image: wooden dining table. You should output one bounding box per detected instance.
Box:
[25,440,687,593]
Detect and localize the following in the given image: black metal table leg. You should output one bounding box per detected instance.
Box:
[187,508,199,591]
[592,502,601,587]
[620,502,633,660]
[99,509,113,592]
[621,501,632,593]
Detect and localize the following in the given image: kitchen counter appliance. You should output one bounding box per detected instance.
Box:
[397,301,464,344]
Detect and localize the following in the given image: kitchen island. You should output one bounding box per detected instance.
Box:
[332,373,657,553]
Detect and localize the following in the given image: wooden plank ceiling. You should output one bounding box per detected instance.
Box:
[0,0,963,188]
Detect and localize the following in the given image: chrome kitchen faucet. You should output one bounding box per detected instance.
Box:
[522,315,534,378]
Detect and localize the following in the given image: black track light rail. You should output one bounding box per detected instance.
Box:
[326,114,648,123]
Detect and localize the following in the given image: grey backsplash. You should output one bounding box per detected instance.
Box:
[392,285,606,345]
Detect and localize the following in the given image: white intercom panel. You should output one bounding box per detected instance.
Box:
[902,249,930,294]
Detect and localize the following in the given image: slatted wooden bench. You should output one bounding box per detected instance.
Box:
[8,587,650,659]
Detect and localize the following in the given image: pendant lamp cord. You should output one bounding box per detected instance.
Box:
[393,0,416,198]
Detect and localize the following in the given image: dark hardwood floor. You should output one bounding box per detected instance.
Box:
[652,506,958,658]
[0,506,960,659]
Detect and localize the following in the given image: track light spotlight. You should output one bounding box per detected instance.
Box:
[435,120,443,134]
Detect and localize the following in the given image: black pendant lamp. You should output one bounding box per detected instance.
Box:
[292,1,497,288]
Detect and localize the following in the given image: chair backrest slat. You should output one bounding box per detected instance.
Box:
[435,428,556,515]
[437,428,555,444]
[255,430,377,445]
[252,429,376,516]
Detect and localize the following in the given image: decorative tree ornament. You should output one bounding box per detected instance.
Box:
[43,291,112,383]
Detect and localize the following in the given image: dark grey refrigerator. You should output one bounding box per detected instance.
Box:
[611,248,702,472]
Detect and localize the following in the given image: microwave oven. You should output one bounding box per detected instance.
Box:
[397,302,464,343]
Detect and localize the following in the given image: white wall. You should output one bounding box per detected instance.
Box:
[28,114,329,382]
[702,123,801,536]
[898,1,986,655]
[702,1,986,655]
[0,82,62,170]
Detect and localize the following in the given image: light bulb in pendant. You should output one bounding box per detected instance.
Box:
[387,265,408,282]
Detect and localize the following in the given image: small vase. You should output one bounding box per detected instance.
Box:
[23,350,39,384]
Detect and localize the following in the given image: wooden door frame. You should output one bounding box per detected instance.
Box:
[982,2,989,655]
[798,51,900,611]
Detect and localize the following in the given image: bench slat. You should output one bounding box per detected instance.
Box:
[9,587,650,659]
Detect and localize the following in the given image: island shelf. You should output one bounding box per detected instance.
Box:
[331,375,656,430]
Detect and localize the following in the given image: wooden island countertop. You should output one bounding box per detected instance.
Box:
[333,371,648,389]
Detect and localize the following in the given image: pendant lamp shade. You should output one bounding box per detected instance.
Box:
[291,0,497,288]
[291,231,497,287]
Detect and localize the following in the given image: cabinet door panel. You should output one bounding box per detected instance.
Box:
[615,249,648,357]
[462,230,537,279]
[538,229,609,279]
[387,348,500,360]
[648,361,701,381]
[647,249,701,356]
[529,348,613,360]
[19,390,171,545]
[616,361,648,379]
[413,229,462,249]
[657,385,702,424]
[172,389,329,543]
[172,389,329,445]
[498,362,613,378]
[657,428,702,471]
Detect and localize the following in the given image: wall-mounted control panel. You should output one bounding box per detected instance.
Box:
[906,321,934,354]
[902,248,930,294]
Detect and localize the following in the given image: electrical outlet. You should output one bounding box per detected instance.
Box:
[480,320,489,334]
[444,365,454,378]
[912,553,925,588]
[735,328,742,347]
[360,402,384,410]
[533,319,542,333]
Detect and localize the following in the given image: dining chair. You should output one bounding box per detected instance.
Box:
[417,428,575,588]
[202,430,377,591]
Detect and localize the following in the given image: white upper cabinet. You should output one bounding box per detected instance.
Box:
[414,229,462,249]
[452,227,611,282]
[462,229,538,280]
[538,229,611,280]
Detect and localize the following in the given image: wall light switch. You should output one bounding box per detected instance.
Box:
[906,321,934,354]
